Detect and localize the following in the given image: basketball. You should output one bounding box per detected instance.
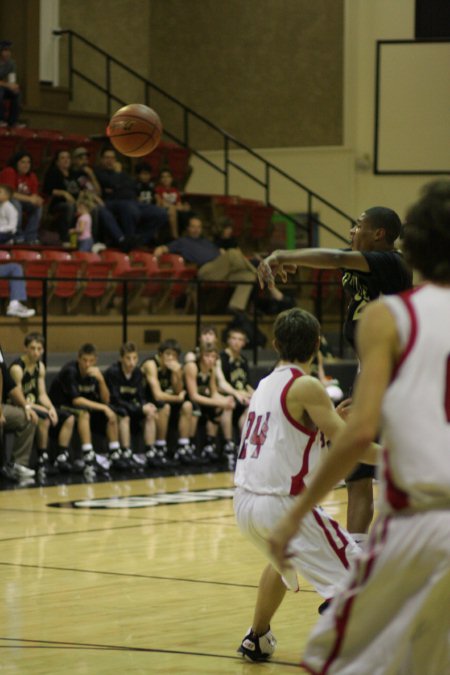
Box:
[106,103,162,157]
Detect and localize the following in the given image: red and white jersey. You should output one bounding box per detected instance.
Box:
[234,364,326,496]
[379,285,450,514]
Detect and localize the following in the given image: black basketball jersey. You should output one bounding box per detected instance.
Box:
[104,361,145,408]
[196,362,213,398]
[220,350,250,391]
[10,357,40,404]
[142,355,175,401]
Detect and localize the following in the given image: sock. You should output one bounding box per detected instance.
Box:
[108,441,120,454]
[82,444,93,453]
[178,438,189,446]
[155,440,166,447]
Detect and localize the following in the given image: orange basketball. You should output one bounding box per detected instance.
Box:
[106,103,162,157]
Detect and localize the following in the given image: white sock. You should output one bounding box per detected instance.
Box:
[82,444,93,453]
[108,441,120,452]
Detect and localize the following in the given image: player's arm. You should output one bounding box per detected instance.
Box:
[37,363,58,423]
[142,360,182,403]
[269,301,399,569]
[258,248,370,288]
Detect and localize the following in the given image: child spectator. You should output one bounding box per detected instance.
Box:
[155,168,193,238]
[214,219,239,250]
[0,183,18,243]
[184,344,236,464]
[135,162,156,205]
[104,342,157,469]
[70,191,96,251]
[9,332,76,481]
[0,151,43,243]
[141,339,198,466]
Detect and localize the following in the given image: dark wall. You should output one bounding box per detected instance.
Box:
[149,0,344,149]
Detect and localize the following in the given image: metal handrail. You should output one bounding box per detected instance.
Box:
[54,29,353,245]
[16,272,346,365]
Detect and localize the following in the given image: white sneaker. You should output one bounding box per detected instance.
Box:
[6,301,36,318]
[2,463,36,481]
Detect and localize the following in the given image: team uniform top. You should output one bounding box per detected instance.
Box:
[9,357,39,404]
[220,350,250,391]
[142,355,175,402]
[234,364,325,496]
[342,249,412,349]
[379,285,450,514]
[104,362,146,416]
[49,360,100,407]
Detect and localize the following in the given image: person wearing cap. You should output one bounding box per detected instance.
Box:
[0,40,21,128]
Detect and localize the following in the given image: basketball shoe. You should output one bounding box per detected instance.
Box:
[237,627,277,662]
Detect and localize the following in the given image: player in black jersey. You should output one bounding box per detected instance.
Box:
[184,344,236,465]
[104,342,157,469]
[9,332,76,481]
[141,339,197,466]
[49,343,124,480]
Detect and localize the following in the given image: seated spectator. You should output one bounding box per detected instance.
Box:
[135,161,156,205]
[214,218,239,250]
[155,168,193,238]
[154,216,257,313]
[42,149,80,244]
[69,191,96,251]
[104,341,157,469]
[94,147,169,247]
[0,40,21,128]
[9,332,76,482]
[71,146,126,248]
[48,342,126,480]
[0,344,38,484]
[0,256,36,318]
[0,152,43,243]
[183,344,236,464]
[141,339,197,466]
[0,183,18,243]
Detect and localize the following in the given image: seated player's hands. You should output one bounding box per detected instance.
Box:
[102,405,117,422]
[257,252,297,289]
[86,366,103,381]
[221,395,236,410]
[234,391,251,406]
[175,390,187,402]
[48,407,59,425]
[142,402,157,416]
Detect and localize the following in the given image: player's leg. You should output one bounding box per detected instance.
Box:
[238,564,283,662]
[346,464,375,543]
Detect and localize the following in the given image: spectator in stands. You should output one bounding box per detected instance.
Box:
[0,344,38,484]
[42,149,80,244]
[155,168,192,238]
[69,191,96,251]
[135,162,156,205]
[0,258,35,318]
[94,147,169,247]
[9,332,76,482]
[0,151,43,243]
[0,183,18,243]
[0,40,21,128]
[104,341,157,470]
[141,339,197,466]
[71,146,125,249]
[214,218,239,250]
[154,216,257,313]
[48,342,126,481]
[184,343,236,465]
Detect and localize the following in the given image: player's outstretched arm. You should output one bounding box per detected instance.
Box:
[257,247,370,289]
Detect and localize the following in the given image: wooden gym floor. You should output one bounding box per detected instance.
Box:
[0,471,355,674]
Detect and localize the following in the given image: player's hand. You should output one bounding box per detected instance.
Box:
[86,366,103,380]
[48,407,58,425]
[176,390,187,402]
[257,253,297,289]
[223,395,235,410]
[268,513,301,572]
[335,398,352,421]
[103,405,116,422]
[25,407,39,425]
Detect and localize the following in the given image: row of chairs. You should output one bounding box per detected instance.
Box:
[210,195,275,245]
[0,248,197,314]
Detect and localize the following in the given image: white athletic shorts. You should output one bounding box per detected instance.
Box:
[234,487,360,598]
[301,510,450,675]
